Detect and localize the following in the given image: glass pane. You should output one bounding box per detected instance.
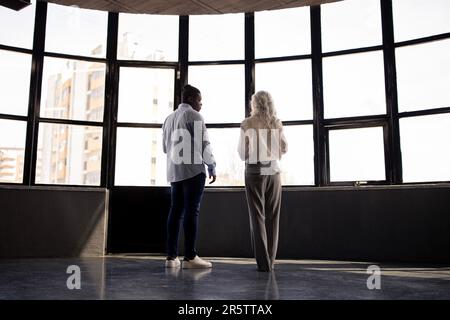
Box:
[255,60,313,121]
[188,65,245,123]
[255,7,311,58]
[36,123,102,185]
[0,0,35,49]
[115,127,167,186]
[323,51,386,119]
[279,125,314,186]
[0,119,27,183]
[329,127,385,182]
[207,128,244,186]
[40,57,106,122]
[118,13,178,61]
[189,13,244,61]
[396,39,450,112]
[400,114,450,183]
[45,4,108,57]
[0,50,32,116]
[393,0,450,42]
[118,67,175,124]
[321,0,382,52]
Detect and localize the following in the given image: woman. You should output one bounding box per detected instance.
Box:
[238,91,288,272]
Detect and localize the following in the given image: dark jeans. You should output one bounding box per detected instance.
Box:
[167,172,206,260]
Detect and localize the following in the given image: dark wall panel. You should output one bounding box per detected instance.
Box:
[107,185,450,263]
[107,187,171,253]
[0,186,107,258]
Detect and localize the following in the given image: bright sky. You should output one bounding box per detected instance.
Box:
[118,13,179,61]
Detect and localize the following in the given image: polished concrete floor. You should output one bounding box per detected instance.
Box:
[0,256,449,300]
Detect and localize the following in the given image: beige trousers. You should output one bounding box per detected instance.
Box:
[244,171,282,271]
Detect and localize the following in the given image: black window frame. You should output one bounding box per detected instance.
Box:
[0,0,449,189]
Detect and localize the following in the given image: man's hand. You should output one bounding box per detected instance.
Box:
[209,174,216,184]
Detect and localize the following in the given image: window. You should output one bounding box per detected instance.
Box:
[396,39,450,112]
[115,128,167,186]
[118,67,175,124]
[0,50,32,116]
[36,123,102,185]
[255,60,313,121]
[2,0,447,188]
[323,51,386,119]
[40,57,106,122]
[393,0,450,42]
[45,3,108,57]
[400,114,450,183]
[189,13,244,61]
[188,65,245,123]
[329,126,385,182]
[279,125,315,186]
[207,128,245,186]
[0,0,35,49]
[255,7,310,58]
[321,0,382,52]
[118,13,178,61]
[0,119,27,183]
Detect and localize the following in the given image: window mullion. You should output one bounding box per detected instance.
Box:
[23,1,47,186]
[381,0,403,184]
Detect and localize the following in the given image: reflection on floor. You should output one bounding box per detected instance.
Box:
[0,255,449,300]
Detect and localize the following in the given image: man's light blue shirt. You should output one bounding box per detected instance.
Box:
[162,103,216,183]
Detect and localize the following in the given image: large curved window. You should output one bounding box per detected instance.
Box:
[1,1,450,187]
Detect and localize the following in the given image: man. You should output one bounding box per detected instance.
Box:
[162,84,216,269]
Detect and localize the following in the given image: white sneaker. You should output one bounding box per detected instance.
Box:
[182,256,212,269]
[165,257,181,268]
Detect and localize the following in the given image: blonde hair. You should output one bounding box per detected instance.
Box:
[250,91,282,129]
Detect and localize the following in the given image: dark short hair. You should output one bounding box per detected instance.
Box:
[182,84,201,103]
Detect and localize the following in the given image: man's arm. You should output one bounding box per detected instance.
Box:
[200,117,216,184]
[162,119,168,154]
